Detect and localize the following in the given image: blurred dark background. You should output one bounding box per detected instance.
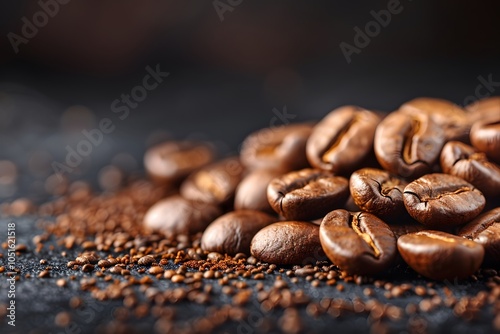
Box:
[0,0,499,199]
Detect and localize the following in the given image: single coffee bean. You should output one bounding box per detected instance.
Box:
[349,168,408,218]
[319,210,397,275]
[470,115,500,164]
[465,96,500,124]
[374,111,445,179]
[201,210,276,255]
[397,230,484,280]
[306,106,381,174]
[143,195,221,236]
[250,221,325,265]
[267,168,349,221]
[403,173,485,227]
[180,157,245,206]
[400,97,470,141]
[440,141,500,197]
[458,207,500,265]
[144,141,215,185]
[240,123,313,172]
[234,169,281,213]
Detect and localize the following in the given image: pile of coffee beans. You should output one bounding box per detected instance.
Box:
[3,96,499,333]
[143,97,499,281]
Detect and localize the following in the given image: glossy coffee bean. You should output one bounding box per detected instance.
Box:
[143,195,221,236]
[374,111,445,179]
[397,230,484,280]
[458,207,500,265]
[319,210,396,275]
[466,96,500,124]
[250,221,325,265]
[403,173,485,227]
[180,157,245,206]
[234,169,281,213]
[201,210,276,256]
[440,141,500,197]
[144,140,215,185]
[470,115,500,164]
[400,97,470,141]
[349,168,407,217]
[267,168,349,221]
[240,123,313,172]
[306,106,381,174]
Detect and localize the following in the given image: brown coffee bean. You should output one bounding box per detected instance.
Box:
[465,96,500,124]
[319,210,396,275]
[374,111,445,179]
[81,264,94,272]
[234,169,281,213]
[240,123,313,172]
[201,210,276,255]
[400,97,470,141]
[267,168,349,221]
[144,140,215,185]
[349,168,407,218]
[149,266,164,275]
[458,207,500,265]
[397,230,484,280]
[138,255,155,266]
[440,141,500,197]
[250,221,325,265]
[403,173,485,227]
[306,106,381,174]
[470,114,500,164]
[143,195,221,236]
[180,157,245,206]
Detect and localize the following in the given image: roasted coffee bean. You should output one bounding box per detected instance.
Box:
[267,168,349,221]
[144,141,214,185]
[319,210,396,275]
[470,114,500,164]
[440,141,500,197]
[201,210,276,255]
[234,169,281,213]
[349,168,407,217]
[458,207,500,265]
[250,221,325,265]
[403,173,485,227]
[143,195,221,236]
[306,106,381,174]
[374,111,445,179]
[180,157,245,206]
[400,97,470,141]
[466,96,500,124]
[240,123,313,172]
[397,230,484,280]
